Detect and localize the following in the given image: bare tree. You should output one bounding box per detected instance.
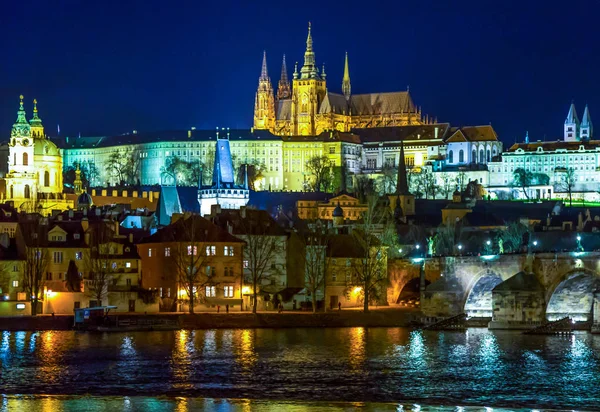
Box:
[85,222,116,306]
[305,155,332,192]
[22,231,49,316]
[351,196,390,312]
[302,222,329,313]
[438,172,454,199]
[501,221,530,253]
[168,216,213,314]
[241,211,284,313]
[66,260,82,292]
[513,168,533,200]
[558,167,577,206]
[433,223,462,256]
[379,165,397,194]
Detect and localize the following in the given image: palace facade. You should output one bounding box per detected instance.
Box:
[488,103,598,199]
[254,24,430,136]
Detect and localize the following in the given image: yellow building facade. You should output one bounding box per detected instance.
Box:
[254,24,430,136]
[3,96,72,214]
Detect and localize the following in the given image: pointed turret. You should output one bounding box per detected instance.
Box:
[564,102,580,142]
[253,51,275,131]
[30,99,45,138]
[277,54,291,100]
[525,131,529,144]
[581,104,593,140]
[11,95,31,139]
[342,51,351,99]
[260,50,268,80]
[300,22,319,79]
[396,141,410,195]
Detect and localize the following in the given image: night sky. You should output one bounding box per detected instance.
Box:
[1,0,599,146]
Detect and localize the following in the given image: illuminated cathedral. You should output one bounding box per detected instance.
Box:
[2,96,72,213]
[254,23,432,136]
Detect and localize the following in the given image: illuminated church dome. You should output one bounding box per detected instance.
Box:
[76,191,94,209]
[2,96,73,214]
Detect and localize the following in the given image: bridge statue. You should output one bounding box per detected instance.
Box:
[427,236,435,257]
[498,238,504,255]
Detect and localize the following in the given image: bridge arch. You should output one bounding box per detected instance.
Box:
[463,269,504,318]
[545,268,600,322]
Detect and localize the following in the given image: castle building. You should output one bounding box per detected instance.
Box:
[488,103,599,199]
[254,24,429,136]
[2,96,72,214]
[198,135,249,216]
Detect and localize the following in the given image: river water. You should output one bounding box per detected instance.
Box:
[0,328,599,411]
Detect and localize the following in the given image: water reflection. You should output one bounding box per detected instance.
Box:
[348,327,366,371]
[234,329,257,370]
[0,329,599,409]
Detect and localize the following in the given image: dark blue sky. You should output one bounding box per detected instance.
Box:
[1,0,599,146]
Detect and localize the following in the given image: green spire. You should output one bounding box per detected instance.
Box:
[30,98,43,127]
[11,95,31,138]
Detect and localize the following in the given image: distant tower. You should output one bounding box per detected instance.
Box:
[29,99,45,139]
[342,52,351,100]
[388,141,415,217]
[525,131,529,144]
[253,51,275,131]
[277,54,291,100]
[198,130,250,216]
[564,102,580,142]
[74,164,83,194]
[580,104,593,141]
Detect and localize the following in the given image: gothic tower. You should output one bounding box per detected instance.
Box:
[277,54,291,100]
[291,23,327,136]
[388,141,415,217]
[253,51,275,131]
[342,52,351,100]
[580,104,593,141]
[564,102,580,142]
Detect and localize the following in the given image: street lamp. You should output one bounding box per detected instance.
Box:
[486,240,491,246]
[458,244,463,250]
[577,235,581,241]
[415,244,420,250]
[533,240,538,247]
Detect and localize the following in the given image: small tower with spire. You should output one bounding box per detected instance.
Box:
[277,54,291,100]
[342,51,351,100]
[387,140,415,218]
[253,51,276,131]
[29,99,45,139]
[564,102,580,142]
[580,104,593,141]
[525,131,529,144]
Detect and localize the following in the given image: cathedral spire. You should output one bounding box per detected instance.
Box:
[260,50,269,80]
[300,22,319,79]
[396,140,410,195]
[565,102,579,124]
[342,51,351,99]
[277,54,291,100]
[525,131,529,144]
[564,101,580,142]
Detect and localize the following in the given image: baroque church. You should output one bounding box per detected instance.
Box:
[1,96,72,213]
[254,23,432,136]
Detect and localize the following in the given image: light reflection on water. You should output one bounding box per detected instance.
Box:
[0,328,599,410]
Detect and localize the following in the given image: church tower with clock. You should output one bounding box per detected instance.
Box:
[3,96,72,213]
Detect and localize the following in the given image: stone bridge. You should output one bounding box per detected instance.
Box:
[388,252,600,328]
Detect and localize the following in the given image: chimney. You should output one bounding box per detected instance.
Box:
[434,127,439,139]
[68,209,74,219]
[210,204,222,216]
[240,206,246,219]
[114,220,120,237]
[129,233,133,243]
[95,208,101,216]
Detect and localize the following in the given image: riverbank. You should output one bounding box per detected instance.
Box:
[0,308,421,331]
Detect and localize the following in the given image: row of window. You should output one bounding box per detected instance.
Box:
[157,245,236,258]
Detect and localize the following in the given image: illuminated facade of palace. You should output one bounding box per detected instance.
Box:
[254,23,431,136]
[488,103,599,200]
[1,96,72,214]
